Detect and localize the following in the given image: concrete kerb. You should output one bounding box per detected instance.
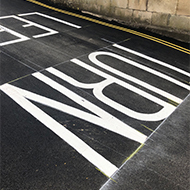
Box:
[101,93,190,190]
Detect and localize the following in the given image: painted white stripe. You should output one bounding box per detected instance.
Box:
[93,79,175,121]
[17,12,35,16]
[0,25,30,46]
[18,12,81,29]
[11,15,59,38]
[49,64,182,104]
[22,23,33,27]
[113,44,190,78]
[89,51,190,91]
[0,15,15,19]
[69,60,176,121]
[0,15,58,38]
[6,84,113,130]
[32,72,147,143]
[47,67,98,89]
[0,83,118,177]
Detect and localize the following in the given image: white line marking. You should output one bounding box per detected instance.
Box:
[18,12,35,16]
[32,72,147,143]
[89,51,190,91]
[78,54,183,103]
[0,15,15,19]
[113,44,190,78]
[22,23,33,27]
[14,15,59,38]
[0,83,118,177]
[18,12,82,29]
[0,15,58,38]
[0,25,30,46]
[69,59,176,121]
[68,59,183,104]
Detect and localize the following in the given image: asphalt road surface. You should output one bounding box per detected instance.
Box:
[0,0,190,189]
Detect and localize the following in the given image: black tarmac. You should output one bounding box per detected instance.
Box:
[0,0,189,189]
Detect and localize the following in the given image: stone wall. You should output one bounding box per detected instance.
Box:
[44,0,190,42]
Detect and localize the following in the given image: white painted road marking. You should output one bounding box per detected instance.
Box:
[1,35,188,178]
[89,51,190,91]
[18,12,82,29]
[0,25,30,46]
[48,63,176,121]
[0,12,81,46]
[113,44,190,78]
[32,72,147,144]
[0,83,118,177]
[0,15,59,38]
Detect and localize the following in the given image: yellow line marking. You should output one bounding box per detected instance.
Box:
[7,74,31,84]
[95,167,117,183]
[26,0,190,54]
[122,143,144,164]
[181,79,190,85]
[124,38,131,42]
[141,124,154,132]
[168,99,179,107]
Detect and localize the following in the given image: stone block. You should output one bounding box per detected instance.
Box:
[148,0,178,14]
[84,3,101,14]
[176,0,190,16]
[152,12,169,27]
[133,10,152,24]
[111,0,128,8]
[97,0,110,7]
[99,4,115,17]
[169,15,190,31]
[114,7,133,20]
[128,0,147,11]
